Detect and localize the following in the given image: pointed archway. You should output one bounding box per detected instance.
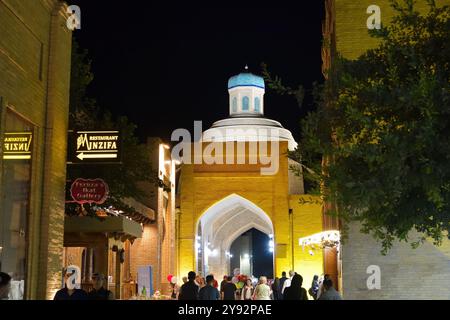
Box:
[195,194,274,278]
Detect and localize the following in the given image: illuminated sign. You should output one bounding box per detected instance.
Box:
[70,178,109,204]
[2,132,33,160]
[68,130,121,163]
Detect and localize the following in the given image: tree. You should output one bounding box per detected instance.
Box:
[265,0,450,252]
[66,39,156,217]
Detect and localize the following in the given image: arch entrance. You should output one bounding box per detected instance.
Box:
[195,194,274,278]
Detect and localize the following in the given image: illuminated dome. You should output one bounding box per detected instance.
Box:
[228,72,265,89]
[203,68,298,151]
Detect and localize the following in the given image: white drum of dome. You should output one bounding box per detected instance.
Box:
[170,120,280,176]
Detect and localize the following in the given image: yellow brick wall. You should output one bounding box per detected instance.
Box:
[335,0,449,59]
[289,195,324,295]
[177,141,324,294]
[0,0,72,299]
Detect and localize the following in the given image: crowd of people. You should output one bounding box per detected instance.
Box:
[173,270,343,300]
[0,269,343,301]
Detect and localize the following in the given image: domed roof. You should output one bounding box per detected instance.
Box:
[203,117,298,151]
[228,72,265,90]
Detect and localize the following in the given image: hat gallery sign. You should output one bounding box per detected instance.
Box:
[70,178,109,204]
[2,132,33,160]
[68,130,121,164]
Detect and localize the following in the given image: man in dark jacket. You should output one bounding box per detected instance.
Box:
[278,271,288,300]
[198,275,220,300]
[54,269,88,300]
[220,276,237,300]
[178,271,199,300]
[88,273,114,300]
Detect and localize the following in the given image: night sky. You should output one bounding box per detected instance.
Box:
[70,1,325,142]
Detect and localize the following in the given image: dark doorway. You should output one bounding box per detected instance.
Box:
[229,228,274,279]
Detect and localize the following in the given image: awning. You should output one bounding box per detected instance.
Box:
[64,215,143,239]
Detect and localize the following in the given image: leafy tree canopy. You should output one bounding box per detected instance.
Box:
[66,40,156,217]
[265,0,450,252]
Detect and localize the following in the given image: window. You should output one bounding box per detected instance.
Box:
[0,108,34,300]
[232,97,237,113]
[254,97,261,112]
[242,96,249,111]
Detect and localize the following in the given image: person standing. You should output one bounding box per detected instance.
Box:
[278,272,288,300]
[316,274,330,300]
[88,273,114,300]
[0,272,11,300]
[281,270,295,296]
[308,275,320,300]
[54,270,88,300]
[170,280,181,300]
[284,274,308,300]
[253,276,272,300]
[221,276,237,300]
[178,271,199,300]
[220,275,228,292]
[271,277,280,300]
[318,279,342,300]
[198,275,220,300]
[241,279,254,301]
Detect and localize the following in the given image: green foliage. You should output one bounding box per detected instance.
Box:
[261,62,305,107]
[66,40,156,216]
[266,0,450,252]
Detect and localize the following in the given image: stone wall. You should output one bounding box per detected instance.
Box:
[342,223,450,299]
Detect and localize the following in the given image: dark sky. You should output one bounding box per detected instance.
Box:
[70,1,325,142]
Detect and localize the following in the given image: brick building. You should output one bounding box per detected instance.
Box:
[176,71,325,295]
[0,0,72,299]
[62,137,177,299]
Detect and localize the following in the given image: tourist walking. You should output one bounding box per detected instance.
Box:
[54,269,88,300]
[241,279,254,300]
[271,277,280,300]
[318,279,342,300]
[253,276,272,300]
[198,275,220,300]
[219,275,227,292]
[221,276,237,300]
[284,274,308,300]
[88,273,114,300]
[178,271,199,300]
[308,275,319,300]
[281,270,295,295]
[278,271,288,300]
[195,275,206,288]
[316,274,330,300]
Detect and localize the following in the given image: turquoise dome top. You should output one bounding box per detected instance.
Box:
[228,72,265,89]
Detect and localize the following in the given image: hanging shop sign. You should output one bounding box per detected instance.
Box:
[70,178,109,204]
[68,130,121,164]
[2,132,33,160]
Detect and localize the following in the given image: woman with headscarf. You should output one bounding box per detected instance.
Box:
[283,274,308,300]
